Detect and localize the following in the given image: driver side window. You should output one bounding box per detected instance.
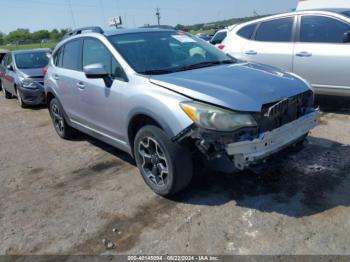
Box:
[83,38,126,81]
[300,15,350,43]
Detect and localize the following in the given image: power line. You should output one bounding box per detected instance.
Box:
[67,0,76,28]
[99,0,106,25]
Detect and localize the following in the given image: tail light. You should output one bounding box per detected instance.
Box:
[217,44,225,50]
[42,67,48,77]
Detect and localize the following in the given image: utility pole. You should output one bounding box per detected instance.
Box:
[156,8,161,26]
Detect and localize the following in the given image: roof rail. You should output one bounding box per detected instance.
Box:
[63,26,104,39]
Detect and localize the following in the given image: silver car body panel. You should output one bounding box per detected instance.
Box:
[150,62,311,112]
[45,29,317,162]
[223,10,350,96]
[227,110,320,169]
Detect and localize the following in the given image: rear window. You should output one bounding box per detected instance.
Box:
[237,24,256,39]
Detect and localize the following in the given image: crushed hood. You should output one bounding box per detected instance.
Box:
[149,62,311,112]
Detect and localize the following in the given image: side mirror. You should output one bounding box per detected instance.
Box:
[7,65,14,71]
[343,31,350,43]
[84,63,113,88]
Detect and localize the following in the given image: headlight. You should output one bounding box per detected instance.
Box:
[21,79,38,89]
[180,101,257,131]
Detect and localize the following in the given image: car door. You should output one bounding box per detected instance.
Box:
[293,15,350,95]
[55,39,85,121]
[78,37,127,141]
[242,16,296,72]
[3,54,16,95]
[0,54,8,89]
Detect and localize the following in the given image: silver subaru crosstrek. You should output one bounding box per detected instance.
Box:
[45,27,320,196]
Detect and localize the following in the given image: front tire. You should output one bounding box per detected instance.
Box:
[134,126,193,196]
[16,88,27,108]
[2,83,11,99]
[49,98,76,139]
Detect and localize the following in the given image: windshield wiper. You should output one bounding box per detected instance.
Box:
[173,60,235,72]
[141,60,235,75]
[142,69,175,75]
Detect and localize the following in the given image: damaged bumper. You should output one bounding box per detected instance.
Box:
[226,110,320,170]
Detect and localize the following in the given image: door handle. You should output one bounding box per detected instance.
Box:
[296,51,312,57]
[53,74,59,80]
[76,82,85,89]
[245,50,258,55]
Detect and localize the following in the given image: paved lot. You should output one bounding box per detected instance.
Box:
[1,94,350,255]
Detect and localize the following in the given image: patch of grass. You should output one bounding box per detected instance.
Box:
[0,42,57,51]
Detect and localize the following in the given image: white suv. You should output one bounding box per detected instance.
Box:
[222,9,350,97]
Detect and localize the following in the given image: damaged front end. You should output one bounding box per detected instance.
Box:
[174,90,320,170]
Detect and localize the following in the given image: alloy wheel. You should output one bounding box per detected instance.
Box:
[51,103,65,134]
[138,136,169,188]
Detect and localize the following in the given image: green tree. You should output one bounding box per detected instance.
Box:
[50,29,60,41]
[32,30,50,43]
[0,32,4,45]
[5,28,31,44]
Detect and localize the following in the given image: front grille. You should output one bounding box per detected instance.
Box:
[254,90,314,133]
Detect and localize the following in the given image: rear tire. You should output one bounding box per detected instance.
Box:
[49,98,76,139]
[134,125,193,196]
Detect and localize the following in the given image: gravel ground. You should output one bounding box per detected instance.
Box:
[1,94,350,255]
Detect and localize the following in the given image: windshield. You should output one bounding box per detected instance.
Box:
[15,52,49,69]
[210,31,227,44]
[108,31,235,75]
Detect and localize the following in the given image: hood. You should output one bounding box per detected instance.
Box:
[17,68,44,79]
[149,62,311,112]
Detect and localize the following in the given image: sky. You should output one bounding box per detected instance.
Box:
[0,0,298,33]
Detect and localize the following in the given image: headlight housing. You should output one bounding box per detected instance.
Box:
[180,101,257,132]
[21,79,38,89]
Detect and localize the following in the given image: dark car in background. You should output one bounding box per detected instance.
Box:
[0,49,50,108]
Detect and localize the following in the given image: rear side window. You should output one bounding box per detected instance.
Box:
[62,39,82,71]
[83,38,125,81]
[300,16,350,43]
[237,24,257,39]
[53,47,64,67]
[255,17,294,42]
